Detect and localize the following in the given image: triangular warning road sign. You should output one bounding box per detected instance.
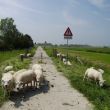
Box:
[64,27,73,39]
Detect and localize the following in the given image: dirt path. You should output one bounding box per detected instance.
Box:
[0,47,93,110]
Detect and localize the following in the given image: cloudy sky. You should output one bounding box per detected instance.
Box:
[0,0,110,46]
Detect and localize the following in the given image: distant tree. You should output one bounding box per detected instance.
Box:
[0,17,34,50]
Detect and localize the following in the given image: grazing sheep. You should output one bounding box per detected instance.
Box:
[62,58,67,63]
[63,58,72,66]
[57,52,61,57]
[20,54,25,57]
[83,67,105,87]
[60,54,66,61]
[66,61,72,66]
[27,53,32,57]
[14,69,36,90]
[4,66,13,72]
[1,72,15,96]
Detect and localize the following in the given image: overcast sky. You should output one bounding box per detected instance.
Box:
[0,0,110,46]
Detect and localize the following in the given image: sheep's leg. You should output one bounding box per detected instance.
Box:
[33,80,36,89]
[37,80,40,89]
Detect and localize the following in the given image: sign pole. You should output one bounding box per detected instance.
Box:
[67,38,68,60]
[64,27,73,62]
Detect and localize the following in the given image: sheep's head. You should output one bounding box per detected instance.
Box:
[1,79,12,89]
[99,80,105,87]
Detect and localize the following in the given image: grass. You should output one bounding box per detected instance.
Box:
[45,46,110,110]
[0,47,36,106]
[58,47,110,65]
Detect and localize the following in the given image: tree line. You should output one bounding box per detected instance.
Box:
[0,17,34,51]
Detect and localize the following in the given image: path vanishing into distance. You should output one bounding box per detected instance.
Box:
[0,47,93,110]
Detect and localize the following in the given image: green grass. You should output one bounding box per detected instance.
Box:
[45,47,110,110]
[0,47,36,106]
[58,48,110,65]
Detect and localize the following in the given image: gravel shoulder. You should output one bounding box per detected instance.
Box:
[0,47,93,110]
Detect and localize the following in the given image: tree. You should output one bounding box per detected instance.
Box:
[0,17,34,50]
[0,18,18,49]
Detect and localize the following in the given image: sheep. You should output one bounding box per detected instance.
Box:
[20,53,25,57]
[14,69,27,75]
[27,53,32,57]
[57,52,61,57]
[62,58,67,63]
[34,69,45,88]
[63,58,72,66]
[60,54,66,61]
[66,61,72,66]
[83,67,105,87]
[4,66,13,72]
[32,64,42,71]
[1,72,15,96]
[14,69,36,91]
[32,64,45,88]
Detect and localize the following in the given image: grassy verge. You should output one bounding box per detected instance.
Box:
[45,47,110,110]
[0,47,36,106]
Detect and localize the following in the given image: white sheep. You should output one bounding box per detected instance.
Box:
[32,64,42,71]
[63,59,72,66]
[27,53,32,57]
[14,69,36,90]
[83,67,105,87]
[34,69,45,88]
[1,72,15,96]
[66,61,72,66]
[57,52,61,57]
[62,58,66,63]
[4,66,13,72]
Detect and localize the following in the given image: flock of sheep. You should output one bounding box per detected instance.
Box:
[56,52,72,66]
[1,64,45,97]
[56,52,105,87]
[1,51,106,98]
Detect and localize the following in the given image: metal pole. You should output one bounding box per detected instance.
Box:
[67,38,68,61]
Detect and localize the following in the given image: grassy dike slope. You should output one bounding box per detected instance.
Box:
[0,47,36,106]
[45,47,110,110]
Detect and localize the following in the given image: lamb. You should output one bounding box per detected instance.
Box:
[1,72,15,96]
[83,67,105,87]
[14,69,36,90]
[4,66,13,72]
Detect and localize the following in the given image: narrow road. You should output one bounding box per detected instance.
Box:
[0,47,93,110]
